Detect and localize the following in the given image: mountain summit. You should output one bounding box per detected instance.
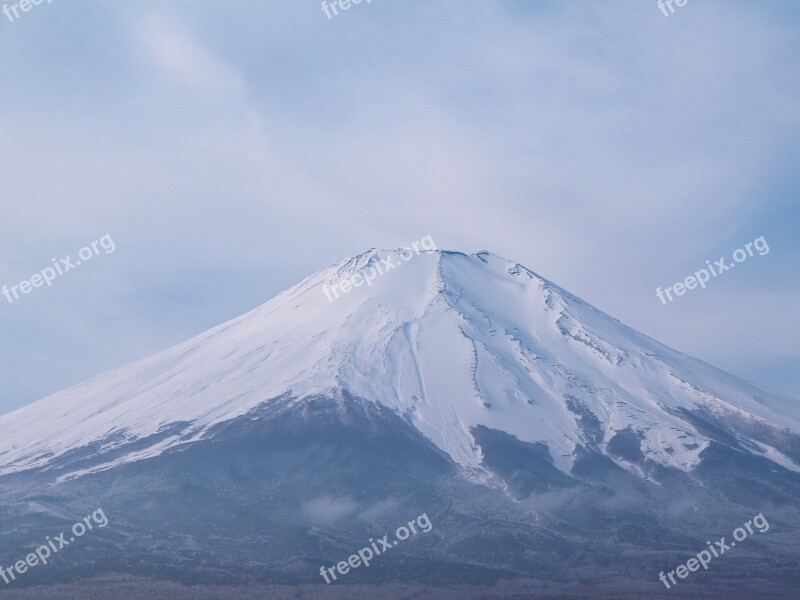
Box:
[2,248,798,481]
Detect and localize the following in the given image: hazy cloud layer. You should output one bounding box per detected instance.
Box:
[1,0,798,413]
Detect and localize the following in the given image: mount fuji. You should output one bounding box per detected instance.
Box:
[1,249,799,598]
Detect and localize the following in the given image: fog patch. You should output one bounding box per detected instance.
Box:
[301,495,359,524]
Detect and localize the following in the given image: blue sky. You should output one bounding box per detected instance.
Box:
[1,0,798,414]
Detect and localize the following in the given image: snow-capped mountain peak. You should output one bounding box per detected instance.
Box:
[1,249,798,481]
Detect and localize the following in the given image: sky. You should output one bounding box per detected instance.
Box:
[0,0,798,415]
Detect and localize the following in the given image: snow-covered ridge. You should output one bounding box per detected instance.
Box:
[1,249,798,479]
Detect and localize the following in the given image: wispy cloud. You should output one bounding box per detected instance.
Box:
[0,0,797,412]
